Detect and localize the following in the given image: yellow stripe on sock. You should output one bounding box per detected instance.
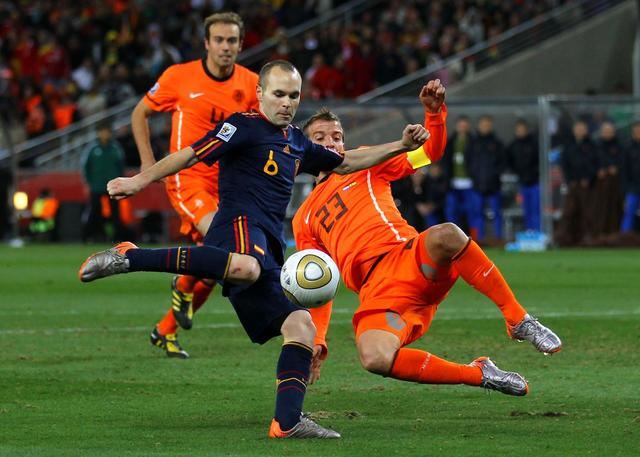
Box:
[276,377,308,387]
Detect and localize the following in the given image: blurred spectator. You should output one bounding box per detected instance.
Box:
[506,119,540,231]
[556,120,597,246]
[418,163,447,228]
[71,58,96,93]
[81,122,125,242]
[392,169,428,232]
[592,121,624,238]
[468,115,506,243]
[102,63,136,107]
[77,82,107,118]
[442,115,476,237]
[305,53,345,99]
[29,188,59,240]
[52,86,81,130]
[22,82,54,138]
[621,122,640,233]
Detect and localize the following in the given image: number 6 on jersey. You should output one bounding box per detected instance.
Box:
[280,249,340,308]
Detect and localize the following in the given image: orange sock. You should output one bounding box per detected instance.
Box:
[156,309,177,335]
[192,280,214,313]
[452,240,527,326]
[176,275,198,293]
[389,348,482,385]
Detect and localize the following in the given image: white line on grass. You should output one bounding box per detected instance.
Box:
[1,308,638,336]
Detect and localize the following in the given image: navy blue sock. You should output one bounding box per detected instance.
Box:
[274,342,312,430]
[126,246,231,280]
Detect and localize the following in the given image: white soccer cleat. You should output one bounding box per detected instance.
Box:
[509,314,562,355]
[78,242,137,282]
[269,413,341,439]
[471,357,529,396]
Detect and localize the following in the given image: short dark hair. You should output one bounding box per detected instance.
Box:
[258,60,299,89]
[204,12,244,41]
[515,118,529,128]
[302,108,342,134]
[96,121,112,132]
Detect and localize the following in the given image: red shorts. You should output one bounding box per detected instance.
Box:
[353,230,459,346]
[166,174,218,242]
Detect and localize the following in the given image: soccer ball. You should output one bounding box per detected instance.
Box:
[280,249,340,308]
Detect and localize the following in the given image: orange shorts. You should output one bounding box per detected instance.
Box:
[166,174,218,242]
[353,230,459,346]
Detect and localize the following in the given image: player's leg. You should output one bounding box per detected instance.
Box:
[354,312,527,396]
[426,222,561,353]
[78,243,259,284]
[226,264,339,439]
[164,185,219,332]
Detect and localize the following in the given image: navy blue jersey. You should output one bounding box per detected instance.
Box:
[190,111,343,246]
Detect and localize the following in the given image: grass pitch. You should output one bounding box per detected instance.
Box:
[1,244,639,456]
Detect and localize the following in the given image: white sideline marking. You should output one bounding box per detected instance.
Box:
[0,309,638,336]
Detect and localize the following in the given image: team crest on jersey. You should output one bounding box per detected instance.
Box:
[216,123,237,142]
[232,90,245,103]
[148,82,159,96]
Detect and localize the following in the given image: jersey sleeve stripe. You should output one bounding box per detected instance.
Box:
[194,138,221,156]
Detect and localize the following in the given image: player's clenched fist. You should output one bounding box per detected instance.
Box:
[107,176,144,200]
[401,124,430,150]
[420,79,446,113]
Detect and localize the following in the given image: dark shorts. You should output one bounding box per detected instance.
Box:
[204,216,305,344]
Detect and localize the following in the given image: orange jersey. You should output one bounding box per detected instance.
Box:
[292,107,447,293]
[143,59,259,186]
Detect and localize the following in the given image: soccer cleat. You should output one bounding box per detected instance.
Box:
[171,276,194,330]
[268,413,341,439]
[78,242,137,282]
[471,357,528,396]
[509,314,562,354]
[150,327,189,359]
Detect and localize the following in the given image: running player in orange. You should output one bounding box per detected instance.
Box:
[293,79,562,396]
[131,12,259,358]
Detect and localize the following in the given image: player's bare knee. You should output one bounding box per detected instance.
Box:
[281,310,316,347]
[227,254,260,284]
[358,344,396,375]
[426,223,468,262]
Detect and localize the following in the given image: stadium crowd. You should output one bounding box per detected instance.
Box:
[2,0,570,141]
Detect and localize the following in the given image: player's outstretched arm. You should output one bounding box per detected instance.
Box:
[131,98,158,172]
[107,147,198,199]
[333,124,430,175]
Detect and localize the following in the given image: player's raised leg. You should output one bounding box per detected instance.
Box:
[428,223,562,354]
[78,243,260,284]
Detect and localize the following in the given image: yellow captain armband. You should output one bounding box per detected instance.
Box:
[406,145,431,169]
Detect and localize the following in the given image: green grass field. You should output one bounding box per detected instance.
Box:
[1,244,639,456]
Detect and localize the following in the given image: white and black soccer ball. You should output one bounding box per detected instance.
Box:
[280,249,340,308]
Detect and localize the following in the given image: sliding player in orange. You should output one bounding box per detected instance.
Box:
[131,12,259,358]
[293,79,562,395]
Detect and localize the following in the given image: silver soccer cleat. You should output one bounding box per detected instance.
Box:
[78,242,137,283]
[471,357,529,396]
[270,413,341,439]
[510,314,562,354]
